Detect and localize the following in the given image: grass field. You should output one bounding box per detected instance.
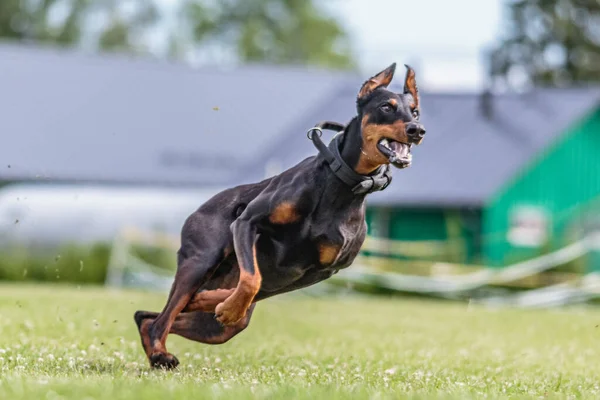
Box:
[1,284,600,399]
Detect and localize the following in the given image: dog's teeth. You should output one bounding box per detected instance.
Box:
[380,138,392,151]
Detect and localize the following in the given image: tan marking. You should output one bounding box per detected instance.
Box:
[139,319,155,358]
[404,66,419,109]
[241,244,262,293]
[215,244,262,326]
[358,64,396,99]
[153,294,191,352]
[319,243,342,266]
[389,98,398,108]
[184,288,235,313]
[355,115,408,174]
[269,202,301,224]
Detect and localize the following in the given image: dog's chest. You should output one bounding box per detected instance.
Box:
[257,204,366,293]
[310,208,366,269]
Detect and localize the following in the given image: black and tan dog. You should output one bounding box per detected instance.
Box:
[134,62,426,369]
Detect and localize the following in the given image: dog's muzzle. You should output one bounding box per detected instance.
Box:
[406,122,426,145]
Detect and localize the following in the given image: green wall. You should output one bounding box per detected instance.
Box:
[365,207,482,264]
[483,108,600,269]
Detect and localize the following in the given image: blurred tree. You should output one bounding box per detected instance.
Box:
[0,0,355,70]
[180,0,356,70]
[488,0,600,88]
[0,0,159,53]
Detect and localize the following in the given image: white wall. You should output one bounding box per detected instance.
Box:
[0,183,223,245]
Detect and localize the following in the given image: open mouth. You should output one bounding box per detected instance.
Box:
[377,138,413,168]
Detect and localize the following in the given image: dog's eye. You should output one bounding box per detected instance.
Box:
[412,109,420,119]
[380,104,393,113]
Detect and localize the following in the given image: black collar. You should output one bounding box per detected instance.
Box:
[307,121,393,195]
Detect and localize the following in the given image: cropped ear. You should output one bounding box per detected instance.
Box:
[358,63,396,99]
[403,64,419,109]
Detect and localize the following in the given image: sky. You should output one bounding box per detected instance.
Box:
[323,0,505,92]
[153,0,506,93]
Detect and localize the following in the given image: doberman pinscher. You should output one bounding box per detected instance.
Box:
[134,62,426,369]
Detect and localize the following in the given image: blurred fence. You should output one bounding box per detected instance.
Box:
[333,233,600,301]
[99,224,600,308]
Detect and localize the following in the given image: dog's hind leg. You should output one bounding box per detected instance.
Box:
[135,250,243,369]
[135,304,256,347]
[138,248,230,369]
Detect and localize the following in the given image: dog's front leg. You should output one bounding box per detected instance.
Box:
[215,212,263,326]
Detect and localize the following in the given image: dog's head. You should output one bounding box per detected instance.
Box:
[354,63,425,174]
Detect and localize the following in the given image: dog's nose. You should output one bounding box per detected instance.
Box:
[406,122,426,139]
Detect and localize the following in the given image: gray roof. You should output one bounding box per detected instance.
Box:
[2,42,600,207]
[0,42,354,186]
[241,84,600,207]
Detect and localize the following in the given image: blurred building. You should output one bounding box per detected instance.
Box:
[0,42,353,244]
[2,42,600,274]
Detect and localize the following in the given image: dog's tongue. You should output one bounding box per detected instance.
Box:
[390,141,410,158]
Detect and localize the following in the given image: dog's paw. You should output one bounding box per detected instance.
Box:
[149,352,179,370]
[215,301,246,326]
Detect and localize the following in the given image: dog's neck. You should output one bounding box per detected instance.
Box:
[314,115,381,206]
[338,115,376,175]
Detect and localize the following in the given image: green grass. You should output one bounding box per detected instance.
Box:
[0,243,112,284]
[1,284,600,399]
